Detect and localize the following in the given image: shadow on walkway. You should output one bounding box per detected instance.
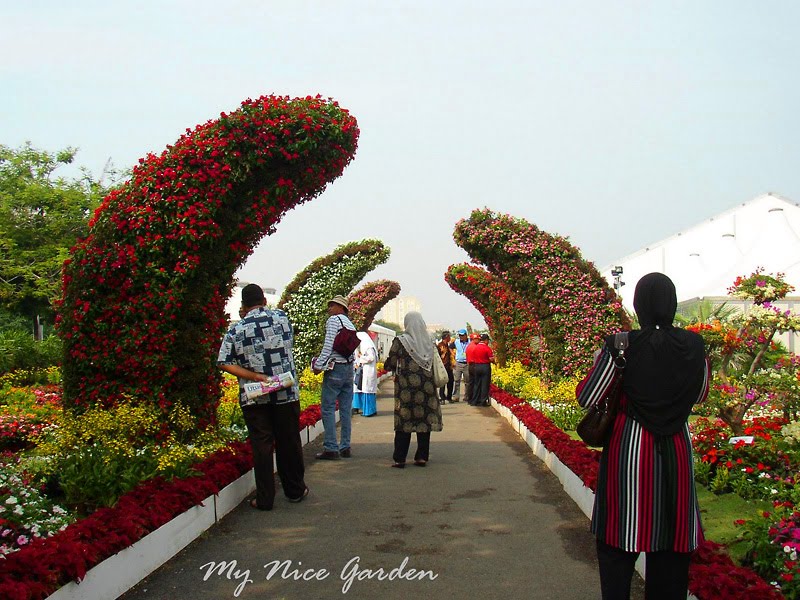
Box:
[122,379,644,599]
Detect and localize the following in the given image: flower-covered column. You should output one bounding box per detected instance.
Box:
[59,95,359,426]
[347,279,401,330]
[445,263,544,370]
[453,209,629,377]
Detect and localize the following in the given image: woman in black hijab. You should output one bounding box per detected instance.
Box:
[577,273,710,600]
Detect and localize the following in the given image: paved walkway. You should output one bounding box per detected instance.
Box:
[122,379,644,599]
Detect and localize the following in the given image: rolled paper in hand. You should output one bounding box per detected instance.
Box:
[242,372,295,399]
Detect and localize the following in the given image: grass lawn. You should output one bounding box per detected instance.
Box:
[695,484,771,563]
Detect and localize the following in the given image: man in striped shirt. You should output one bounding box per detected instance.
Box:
[311,295,357,460]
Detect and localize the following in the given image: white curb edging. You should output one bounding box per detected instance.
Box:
[47,419,327,600]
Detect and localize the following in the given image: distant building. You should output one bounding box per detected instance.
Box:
[380,296,422,326]
[224,281,279,321]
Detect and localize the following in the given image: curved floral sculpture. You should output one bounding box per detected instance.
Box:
[445,263,543,369]
[277,239,390,368]
[58,95,359,425]
[453,209,629,377]
[347,279,401,331]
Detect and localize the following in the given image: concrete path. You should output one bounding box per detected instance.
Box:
[122,379,644,600]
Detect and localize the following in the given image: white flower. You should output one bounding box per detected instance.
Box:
[4,497,17,505]
[13,505,23,515]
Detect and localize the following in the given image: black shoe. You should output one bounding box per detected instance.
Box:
[339,448,351,458]
[315,450,340,460]
[288,487,309,503]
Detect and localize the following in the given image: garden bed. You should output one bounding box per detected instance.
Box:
[489,386,787,599]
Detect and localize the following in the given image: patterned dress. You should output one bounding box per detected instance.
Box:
[384,338,443,434]
[579,348,709,553]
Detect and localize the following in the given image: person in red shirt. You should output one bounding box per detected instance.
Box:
[469,333,495,406]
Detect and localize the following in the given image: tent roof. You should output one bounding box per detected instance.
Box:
[601,193,800,308]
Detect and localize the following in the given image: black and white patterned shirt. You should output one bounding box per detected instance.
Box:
[217,307,299,407]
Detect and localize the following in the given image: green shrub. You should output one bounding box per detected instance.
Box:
[0,331,62,374]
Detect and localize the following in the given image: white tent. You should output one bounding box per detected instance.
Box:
[601,193,800,309]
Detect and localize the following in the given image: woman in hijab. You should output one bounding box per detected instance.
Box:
[576,273,710,600]
[354,332,379,417]
[383,311,443,468]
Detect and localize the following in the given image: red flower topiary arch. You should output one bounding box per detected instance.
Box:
[453,209,630,377]
[58,95,359,427]
[445,263,544,370]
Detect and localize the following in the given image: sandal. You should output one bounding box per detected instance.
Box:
[249,498,272,511]
[413,460,427,467]
[390,462,406,469]
[288,486,309,503]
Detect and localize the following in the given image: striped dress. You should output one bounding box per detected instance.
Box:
[578,348,709,553]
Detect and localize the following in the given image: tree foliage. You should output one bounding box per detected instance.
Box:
[0,143,111,328]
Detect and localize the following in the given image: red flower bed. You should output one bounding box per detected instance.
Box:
[299,404,322,429]
[0,441,253,599]
[491,386,601,490]
[0,404,323,599]
[489,385,784,599]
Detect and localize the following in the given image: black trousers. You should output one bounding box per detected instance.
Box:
[439,368,454,401]
[393,431,431,463]
[242,401,306,509]
[470,363,491,405]
[596,539,691,600]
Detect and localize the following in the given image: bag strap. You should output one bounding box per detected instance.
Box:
[612,332,629,369]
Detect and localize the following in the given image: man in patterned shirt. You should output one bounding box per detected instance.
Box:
[217,283,308,510]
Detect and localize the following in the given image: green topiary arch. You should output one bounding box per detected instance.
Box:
[277,239,390,368]
[58,95,359,426]
[453,209,630,377]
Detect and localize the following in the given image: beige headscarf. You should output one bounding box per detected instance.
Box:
[397,311,434,370]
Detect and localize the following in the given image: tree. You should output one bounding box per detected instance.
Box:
[687,270,800,434]
[374,319,402,334]
[0,143,113,337]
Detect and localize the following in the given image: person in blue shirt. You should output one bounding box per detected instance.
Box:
[450,329,471,402]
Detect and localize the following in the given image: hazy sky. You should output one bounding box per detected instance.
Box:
[3,1,799,329]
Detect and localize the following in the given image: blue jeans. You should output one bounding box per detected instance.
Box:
[321,362,354,452]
